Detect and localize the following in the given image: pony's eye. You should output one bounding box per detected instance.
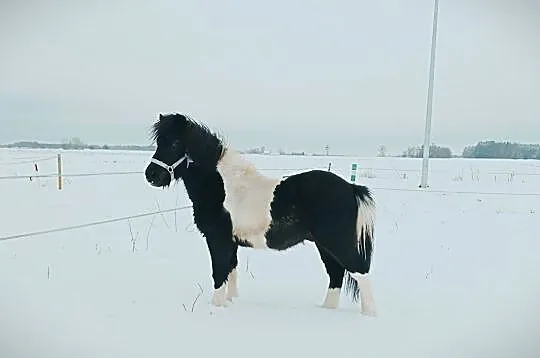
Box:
[171,141,180,150]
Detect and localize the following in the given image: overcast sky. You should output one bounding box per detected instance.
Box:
[1,0,539,155]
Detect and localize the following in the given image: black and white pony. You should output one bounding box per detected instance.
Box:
[144,113,377,316]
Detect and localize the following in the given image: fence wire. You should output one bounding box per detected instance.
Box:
[0,205,194,242]
[0,156,539,244]
[2,169,540,181]
[0,167,328,180]
[0,185,538,244]
[0,155,57,166]
[370,186,540,196]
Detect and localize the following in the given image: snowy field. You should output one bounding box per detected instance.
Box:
[1,148,539,357]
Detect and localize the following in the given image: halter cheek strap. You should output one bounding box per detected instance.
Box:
[150,154,193,183]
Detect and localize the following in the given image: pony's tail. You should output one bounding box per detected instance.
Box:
[344,272,360,303]
[343,184,376,303]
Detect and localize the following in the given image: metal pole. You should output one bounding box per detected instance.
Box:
[420,0,440,188]
[57,153,63,190]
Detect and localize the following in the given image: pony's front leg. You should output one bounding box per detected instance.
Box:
[205,235,236,307]
[226,244,239,301]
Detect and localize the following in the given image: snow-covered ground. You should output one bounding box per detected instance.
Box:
[1,148,539,357]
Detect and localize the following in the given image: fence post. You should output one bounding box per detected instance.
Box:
[57,154,63,190]
[350,163,358,183]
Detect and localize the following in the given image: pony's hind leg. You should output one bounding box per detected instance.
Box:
[316,243,345,309]
[346,271,377,316]
[319,238,376,316]
[341,248,377,316]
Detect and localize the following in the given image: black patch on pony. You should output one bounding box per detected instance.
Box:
[264,169,375,304]
[234,235,253,248]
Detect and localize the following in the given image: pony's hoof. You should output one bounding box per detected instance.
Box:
[226,290,238,301]
[361,308,377,317]
[211,287,228,307]
[211,298,229,307]
[319,303,339,309]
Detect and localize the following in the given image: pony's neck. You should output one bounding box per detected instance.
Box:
[181,165,222,209]
[183,121,225,170]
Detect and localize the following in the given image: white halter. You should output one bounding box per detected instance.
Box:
[150,154,193,183]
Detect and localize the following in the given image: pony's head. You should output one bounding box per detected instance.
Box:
[145,113,225,187]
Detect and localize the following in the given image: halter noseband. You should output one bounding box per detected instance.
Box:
[150,154,193,183]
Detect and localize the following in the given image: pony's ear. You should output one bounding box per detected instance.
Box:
[159,113,164,120]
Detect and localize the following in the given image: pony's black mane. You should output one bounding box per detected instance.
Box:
[150,113,227,169]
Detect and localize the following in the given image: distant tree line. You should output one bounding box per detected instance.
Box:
[397,141,540,160]
[400,144,453,158]
[462,141,540,159]
[4,137,539,160]
[0,137,155,152]
[242,146,268,154]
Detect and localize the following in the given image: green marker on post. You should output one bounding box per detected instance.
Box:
[350,163,358,183]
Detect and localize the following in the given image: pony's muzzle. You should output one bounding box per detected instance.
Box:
[145,164,169,186]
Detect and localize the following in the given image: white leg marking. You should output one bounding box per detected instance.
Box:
[217,150,281,249]
[350,273,377,316]
[211,283,228,307]
[226,269,238,301]
[321,288,340,309]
